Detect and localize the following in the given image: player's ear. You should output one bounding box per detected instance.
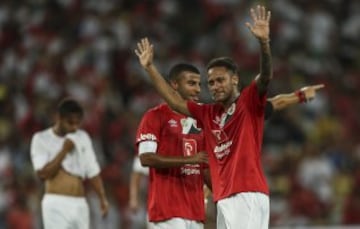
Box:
[231,75,239,86]
[169,80,178,90]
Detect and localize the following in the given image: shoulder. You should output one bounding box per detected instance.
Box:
[74,129,91,139]
[143,103,169,117]
[66,129,92,143]
[32,128,51,141]
[242,80,257,92]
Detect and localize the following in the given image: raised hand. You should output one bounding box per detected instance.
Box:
[245,5,271,42]
[135,37,154,68]
[300,84,325,101]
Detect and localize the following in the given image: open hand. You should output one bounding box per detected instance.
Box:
[245,5,271,42]
[135,37,154,69]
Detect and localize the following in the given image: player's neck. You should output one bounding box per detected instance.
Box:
[222,91,240,109]
[52,125,66,137]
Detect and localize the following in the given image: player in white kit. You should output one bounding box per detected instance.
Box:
[30,98,109,229]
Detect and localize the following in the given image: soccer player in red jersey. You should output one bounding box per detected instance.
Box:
[135,5,275,229]
[135,63,211,228]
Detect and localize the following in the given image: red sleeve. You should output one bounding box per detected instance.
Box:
[187,101,207,125]
[241,80,267,116]
[135,109,161,150]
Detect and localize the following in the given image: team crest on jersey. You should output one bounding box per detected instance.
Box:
[180,117,202,134]
[211,129,228,144]
[182,138,197,156]
[181,138,201,175]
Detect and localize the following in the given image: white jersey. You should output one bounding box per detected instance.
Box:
[30,127,100,179]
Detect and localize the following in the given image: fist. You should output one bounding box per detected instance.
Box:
[62,139,75,152]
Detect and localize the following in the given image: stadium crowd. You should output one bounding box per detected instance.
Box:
[0,0,359,228]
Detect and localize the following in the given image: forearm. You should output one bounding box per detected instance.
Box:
[129,172,142,205]
[37,149,69,179]
[257,40,272,93]
[140,153,196,169]
[203,169,212,191]
[268,90,306,111]
[145,64,190,116]
[89,175,107,201]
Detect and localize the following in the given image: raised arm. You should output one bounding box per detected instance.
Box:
[268,84,325,111]
[135,38,191,116]
[246,5,272,95]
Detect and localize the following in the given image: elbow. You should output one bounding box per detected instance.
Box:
[168,98,183,113]
[139,154,155,167]
[168,101,179,112]
[37,170,51,180]
[167,92,186,114]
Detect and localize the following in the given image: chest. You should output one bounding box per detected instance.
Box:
[43,136,66,156]
[159,116,204,155]
[161,117,202,138]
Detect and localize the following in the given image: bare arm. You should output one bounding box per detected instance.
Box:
[246,5,272,95]
[135,38,191,116]
[140,151,208,169]
[129,172,144,212]
[37,139,74,180]
[203,168,212,191]
[268,84,325,111]
[88,175,109,217]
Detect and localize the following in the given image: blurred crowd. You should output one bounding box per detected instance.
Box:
[0,0,359,228]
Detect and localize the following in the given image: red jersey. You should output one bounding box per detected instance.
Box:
[187,81,269,202]
[135,103,206,222]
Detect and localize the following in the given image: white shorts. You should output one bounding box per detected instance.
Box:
[41,194,90,229]
[216,192,269,229]
[148,217,203,229]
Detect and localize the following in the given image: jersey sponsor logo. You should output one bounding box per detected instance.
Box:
[213,140,232,160]
[181,164,201,175]
[137,133,157,142]
[168,119,178,127]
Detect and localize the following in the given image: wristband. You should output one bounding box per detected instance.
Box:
[259,39,270,45]
[295,90,306,103]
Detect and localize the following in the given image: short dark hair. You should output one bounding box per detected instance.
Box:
[206,57,238,75]
[57,98,84,118]
[168,63,200,82]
